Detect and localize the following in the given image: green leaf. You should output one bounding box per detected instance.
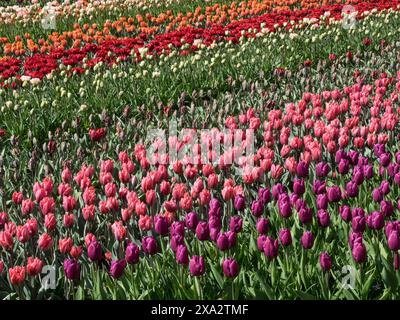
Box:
[361,269,376,299]
[381,266,397,291]
[379,243,389,260]
[210,264,224,290]
[137,290,150,299]
[255,272,274,299]
[297,291,316,300]
[75,286,84,300]
[194,277,202,299]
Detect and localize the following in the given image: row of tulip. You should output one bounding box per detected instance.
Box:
[1,5,399,141]
[1,0,390,57]
[3,29,398,298]
[0,0,316,45]
[2,62,400,298]
[0,0,353,33]
[1,0,400,300]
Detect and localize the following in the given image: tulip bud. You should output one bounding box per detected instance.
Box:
[63,259,80,280]
[278,229,292,246]
[110,259,127,279]
[352,243,367,263]
[233,194,245,211]
[222,258,239,278]
[87,241,102,262]
[256,217,270,234]
[189,256,205,276]
[319,252,332,271]
[229,216,243,233]
[263,236,278,259]
[301,231,314,249]
[176,245,189,265]
[388,231,400,251]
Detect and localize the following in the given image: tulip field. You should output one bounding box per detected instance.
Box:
[2,0,400,301]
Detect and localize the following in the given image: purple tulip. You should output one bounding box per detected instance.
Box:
[272,184,286,200]
[352,243,367,263]
[340,205,352,222]
[185,212,199,230]
[346,181,358,198]
[293,178,305,196]
[372,188,383,202]
[352,166,364,185]
[233,194,245,211]
[351,207,365,218]
[301,231,314,249]
[295,198,307,211]
[63,259,80,280]
[278,198,292,218]
[386,221,400,238]
[222,258,239,278]
[209,198,221,217]
[317,209,330,228]
[189,256,205,276]
[110,259,127,279]
[176,245,189,265]
[379,153,391,167]
[335,150,347,163]
[209,198,221,210]
[374,143,386,158]
[349,231,363,249]
[170,221,185,237]
[298,206,313,224]
[125,242,140,264]
[316,194,328,210]
[348,150,359,165]
[196,221,209,241]
[251,200,263,217]
[351,215,366,233]
[381,200,394,217]
[208,215,221,230]
[395,173,400,186]
[208,206,221,218]
[338,159,350,175]
[297,161,309,177]
[379,167,386,178]
[226,231,237,248]
[357,156,369,166]
[216,233,229,251]
[87,241,102,262]
[396,151,400,165]
[257,235,267,251]
[363,164,374,179]
[170,234,184,252]
[256,217,270,234]
[290,193,300,206]
[366,211,384,230]
[229,216,243,233]
[313,180,326,195]
[327,186,341,202]
[263,236,279,259]
[387,163,398,178]
[279,229,292,246]
[154,215,168,235]
[316,162,330,177]
[142,236,158,255]
[380,180,390,195]
[388,231,400,251]
[319,252,332,271]
[210,227,220,242]
[258,188,271,204]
